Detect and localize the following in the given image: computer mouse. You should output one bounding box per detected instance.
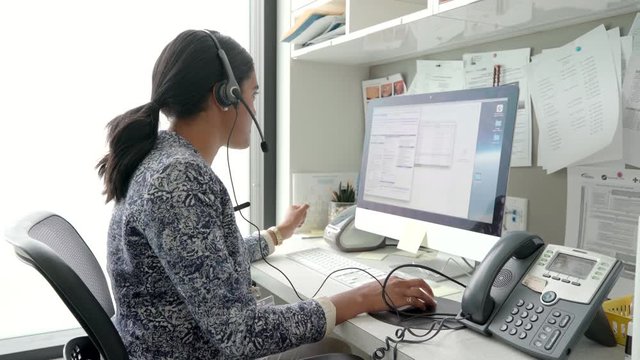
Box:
[398,302,437,314]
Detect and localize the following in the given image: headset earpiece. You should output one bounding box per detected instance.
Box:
[214,80,236,108]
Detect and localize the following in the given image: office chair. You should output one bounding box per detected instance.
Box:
[5,212,363,360]
[5,211,127,360]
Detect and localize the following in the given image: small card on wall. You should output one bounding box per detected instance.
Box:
[292,172,358,234]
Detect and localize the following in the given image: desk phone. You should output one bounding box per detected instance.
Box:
[459,232,622,360]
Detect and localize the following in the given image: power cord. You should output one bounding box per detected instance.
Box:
[223,109,399,304]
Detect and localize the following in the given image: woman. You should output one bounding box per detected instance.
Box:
[97,29,435,359]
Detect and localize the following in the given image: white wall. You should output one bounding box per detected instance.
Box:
[0,0,250,340]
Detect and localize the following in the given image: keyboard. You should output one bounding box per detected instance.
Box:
[287,248,397,288]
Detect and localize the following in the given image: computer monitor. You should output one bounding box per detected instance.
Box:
[355,85,519,262]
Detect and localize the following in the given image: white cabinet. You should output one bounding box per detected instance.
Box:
[290,0,640,65]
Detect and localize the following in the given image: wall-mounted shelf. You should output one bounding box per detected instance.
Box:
[291,0,640,65]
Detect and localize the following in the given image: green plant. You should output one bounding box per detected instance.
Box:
[331,181,355,203]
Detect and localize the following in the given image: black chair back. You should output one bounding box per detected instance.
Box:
[5,212,128,360]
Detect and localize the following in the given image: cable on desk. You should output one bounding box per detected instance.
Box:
[372,315,466,360]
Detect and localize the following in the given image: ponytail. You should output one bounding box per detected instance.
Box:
[97,102,160,203]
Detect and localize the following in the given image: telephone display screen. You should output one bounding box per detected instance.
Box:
[547,253,596,279]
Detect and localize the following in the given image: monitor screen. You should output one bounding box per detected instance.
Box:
[355,85,519,261]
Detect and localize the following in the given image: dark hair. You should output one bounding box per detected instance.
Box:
[97,30,254,203]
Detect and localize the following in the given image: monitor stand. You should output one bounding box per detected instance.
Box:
[385,238,475,282]
[368,297,462,330]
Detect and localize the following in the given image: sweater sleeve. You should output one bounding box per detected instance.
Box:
[141,160,328,358]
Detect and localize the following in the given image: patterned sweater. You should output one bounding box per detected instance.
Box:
[107,131,329,359]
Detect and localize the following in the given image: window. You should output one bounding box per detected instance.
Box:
[0,0,257,341]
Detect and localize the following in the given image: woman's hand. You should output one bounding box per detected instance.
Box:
[359,277,436,313]
[276,203,310,240]
[329,277,436,324]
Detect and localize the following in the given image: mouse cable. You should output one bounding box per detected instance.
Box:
[224,111,404,309]
[372,315,464,360]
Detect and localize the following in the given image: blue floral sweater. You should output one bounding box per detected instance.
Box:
[107,131,329,359]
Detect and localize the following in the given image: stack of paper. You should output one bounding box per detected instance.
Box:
[282,0,345,47]
[527,25,622,174]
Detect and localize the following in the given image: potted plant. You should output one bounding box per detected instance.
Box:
[328,181,356,222]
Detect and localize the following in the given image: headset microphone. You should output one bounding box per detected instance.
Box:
[233,88,269,153]
[203,29,268,153]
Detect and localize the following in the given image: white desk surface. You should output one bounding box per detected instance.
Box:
[250,236,624,360]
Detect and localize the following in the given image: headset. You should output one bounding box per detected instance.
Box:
[202,29,268,153]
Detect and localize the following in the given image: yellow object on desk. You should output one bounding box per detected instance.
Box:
[603,294,633,345]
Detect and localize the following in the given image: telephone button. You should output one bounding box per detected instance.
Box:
[560,315,571,328]
[534,340,544,347]
[511,307,519,315]
[544,329,561,350]
[515,319,523,327]
[541,291,558,305]
[561,278,570,283]
[516,299,525,306]
[542,273,551,278]
[519,332,527,339]
[524,323,533,331]
[571,281,581,286]
[525,303,534,310]
[551,276,561,280]
[530,315,539,322]
[509,328,517,336]
[547,318,557,325]
[542,325,553,333]
[535,306,544,314]
[505,315,514,323]
[552,311,561,317]
[500,324,508,332]
[520,311,529,319]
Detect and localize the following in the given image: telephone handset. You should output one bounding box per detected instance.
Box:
[459,231,622,360]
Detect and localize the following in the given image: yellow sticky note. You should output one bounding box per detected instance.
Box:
[397,222,426,254]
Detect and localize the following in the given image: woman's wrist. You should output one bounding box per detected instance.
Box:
[267,226,283,245]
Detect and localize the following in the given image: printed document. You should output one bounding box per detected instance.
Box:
[463,48,532,167]
[407,60,464,95]
[566,166,640,279]
[527,25,621,174]
[621,54,640,168]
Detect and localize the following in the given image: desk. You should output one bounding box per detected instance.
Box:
[251,237,624,360]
